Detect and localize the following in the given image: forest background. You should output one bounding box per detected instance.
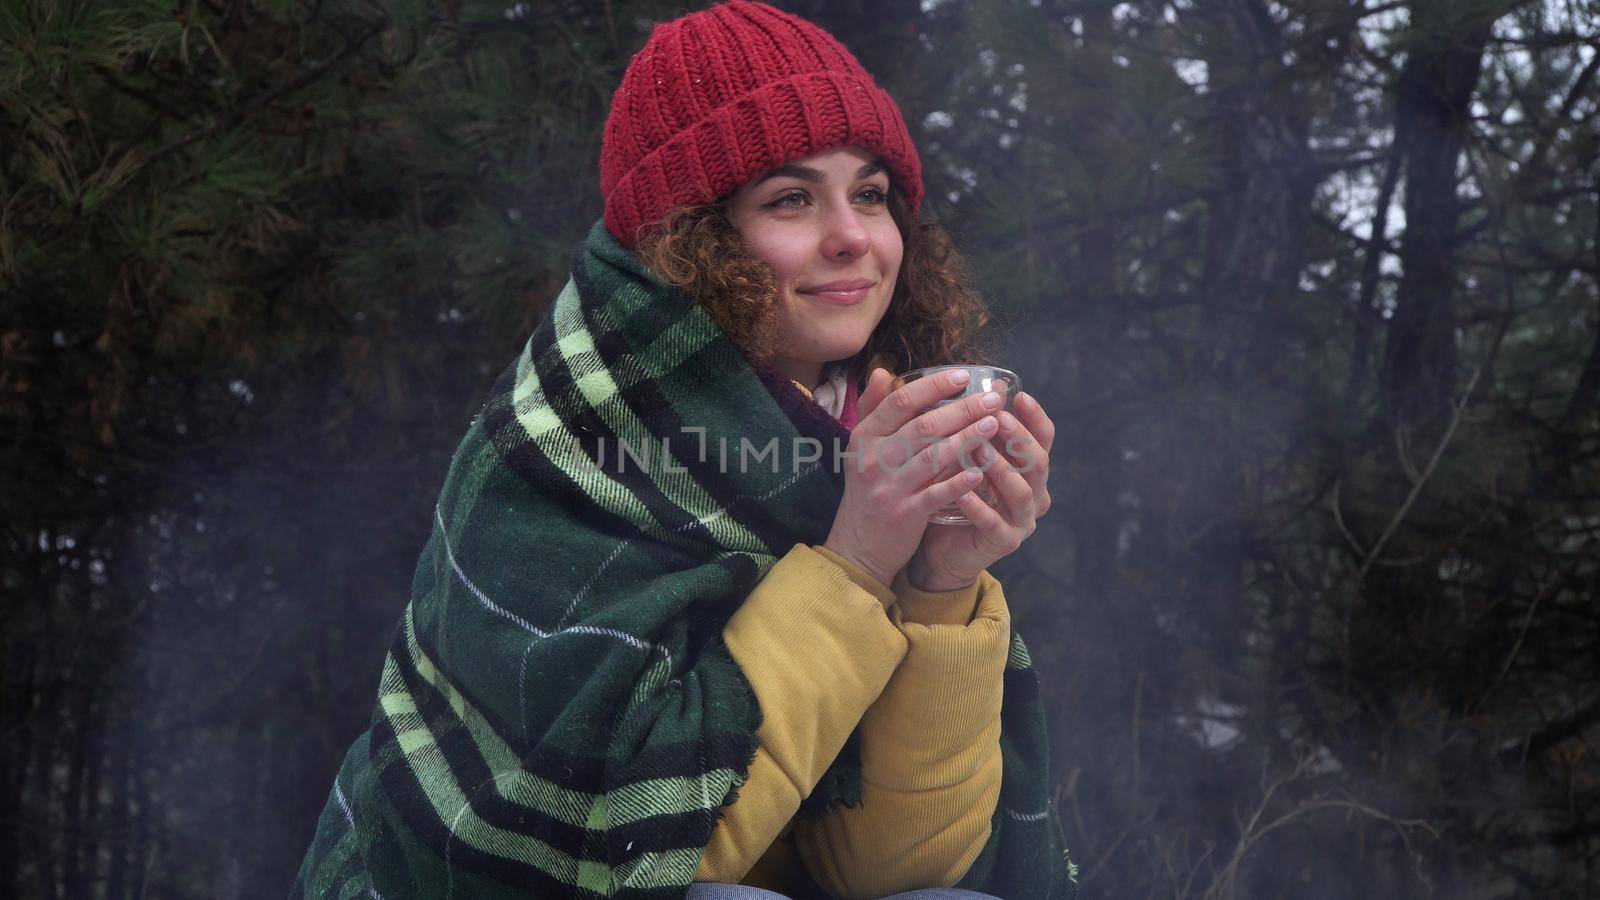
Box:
[4,0,1599,897]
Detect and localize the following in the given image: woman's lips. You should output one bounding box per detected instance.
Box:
[800,287,870,304]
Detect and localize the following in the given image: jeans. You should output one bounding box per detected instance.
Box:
[684,886,1002,900]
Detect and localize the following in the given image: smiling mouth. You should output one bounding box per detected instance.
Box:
[800,286,873,304]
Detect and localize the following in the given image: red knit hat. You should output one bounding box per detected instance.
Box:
[599,0,924,249]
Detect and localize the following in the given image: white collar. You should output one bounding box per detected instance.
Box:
[809,362,850,421]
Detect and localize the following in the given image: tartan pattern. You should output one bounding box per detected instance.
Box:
[292,219,1078,899]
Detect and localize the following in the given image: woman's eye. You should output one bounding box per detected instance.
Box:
[765,186,888,210]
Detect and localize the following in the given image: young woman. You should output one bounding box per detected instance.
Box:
[294,3,1078,899]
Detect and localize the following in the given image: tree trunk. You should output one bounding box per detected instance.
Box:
[62,688,93,899]
[130,738,149,898]
[1343,151,1403,416]
[1379,1,1504,427]
[106,711,129,900]
[80,704,105,897]
[3,626,33,897]
[1068,6,1122,607]
[1187,0,1318,757]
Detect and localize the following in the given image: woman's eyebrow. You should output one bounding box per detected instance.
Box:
[752,161,885,186]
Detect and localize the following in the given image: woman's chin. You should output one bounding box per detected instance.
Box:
[816,348,867,368]
[820,336,874,360]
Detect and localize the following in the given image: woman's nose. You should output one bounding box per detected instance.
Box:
[818,204,870,258]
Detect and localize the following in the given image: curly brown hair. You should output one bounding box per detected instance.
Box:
[633,182,997,387]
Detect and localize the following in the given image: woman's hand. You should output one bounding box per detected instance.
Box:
[822,367,1004,589]
[906,391,1056,593]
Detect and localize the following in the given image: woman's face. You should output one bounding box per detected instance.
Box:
[725,146,903,388]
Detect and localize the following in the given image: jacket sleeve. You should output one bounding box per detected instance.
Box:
[693,543,908,884]
[789,561,1009,899]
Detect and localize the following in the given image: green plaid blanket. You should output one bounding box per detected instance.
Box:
[292,219,1079,899]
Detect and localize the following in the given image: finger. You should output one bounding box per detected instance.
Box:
[856,367,893,422]
[911,414,1000,485]
[994,412,1051,515]
[974,443,1036,527]
[994,411,1046,475]
[919,465,983,513]
[866,368,973,437]
[1015,392,1056,455]
[954,485,1008,533]
[901,388,1006,452]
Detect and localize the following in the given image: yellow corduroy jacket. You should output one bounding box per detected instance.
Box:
[692,531,1010,898]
